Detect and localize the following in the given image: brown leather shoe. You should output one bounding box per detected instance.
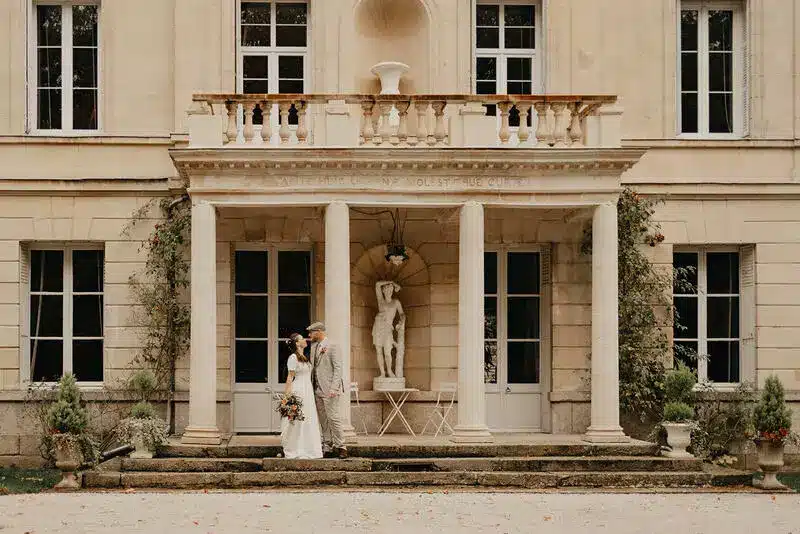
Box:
[336,447,348,459]
[323,450,336,459]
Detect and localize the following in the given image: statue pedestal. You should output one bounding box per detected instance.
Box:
[374,377,406,391]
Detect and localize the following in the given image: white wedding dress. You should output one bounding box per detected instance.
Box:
[280,354,323,459]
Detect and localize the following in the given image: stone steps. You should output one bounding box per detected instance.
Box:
[84,470,718,489]
[120,456,702,473]
[160,442,659,459]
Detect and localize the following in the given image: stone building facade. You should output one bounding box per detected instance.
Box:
[1,0,799,463]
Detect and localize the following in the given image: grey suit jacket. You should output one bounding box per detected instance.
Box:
[311,339,344,395]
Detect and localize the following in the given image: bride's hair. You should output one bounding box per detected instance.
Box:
[286,333,309,363]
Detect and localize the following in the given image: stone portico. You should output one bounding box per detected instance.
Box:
[172,138,643,444]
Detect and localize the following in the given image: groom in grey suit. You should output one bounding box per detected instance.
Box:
[307,322,347,459]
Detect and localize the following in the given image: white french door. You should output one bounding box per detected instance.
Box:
[232,246,313,432]
[484,248,548,431]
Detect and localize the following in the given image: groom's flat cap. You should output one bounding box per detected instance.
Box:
[306,322,326,332]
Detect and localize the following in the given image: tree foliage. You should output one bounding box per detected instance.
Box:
[753,375,793,441]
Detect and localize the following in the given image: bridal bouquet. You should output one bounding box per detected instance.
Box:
[274,393,305,423]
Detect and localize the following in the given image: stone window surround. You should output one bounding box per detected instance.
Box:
[677,0,747,139]
[26,0,101,135]
[19,242,105,387]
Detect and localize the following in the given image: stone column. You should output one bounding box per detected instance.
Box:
[325,201,355,438]
[584,202,628,443]
[182,200,222,445]
[451,201,493,443]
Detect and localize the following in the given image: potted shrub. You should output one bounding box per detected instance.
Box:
[661,362,696,458]
[44,373,93,490]
[752,375,796,490]
[115,370,168,459]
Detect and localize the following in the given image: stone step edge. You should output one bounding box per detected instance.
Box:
[120,456,702,473]
[85,470,719,489]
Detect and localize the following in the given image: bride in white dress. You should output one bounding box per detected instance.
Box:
[280,333,323,459]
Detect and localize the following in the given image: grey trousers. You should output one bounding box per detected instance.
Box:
[315,392,345,450]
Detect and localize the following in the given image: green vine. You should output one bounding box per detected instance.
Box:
[123,194,191,432]
[582,188,673,423]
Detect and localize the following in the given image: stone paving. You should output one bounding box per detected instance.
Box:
[0,490,798,533]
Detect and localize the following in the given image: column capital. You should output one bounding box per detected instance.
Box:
[462,200,483,210]
[327,200,349,209]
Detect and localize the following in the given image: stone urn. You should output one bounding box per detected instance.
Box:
[662,423,693,458]
[370,61,410,95]
[755,439,787,490]
[52,434,83,491]
[130,431,155,459]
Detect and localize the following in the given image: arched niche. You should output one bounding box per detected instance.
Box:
[351,244,431,390]
[342,0,433,93]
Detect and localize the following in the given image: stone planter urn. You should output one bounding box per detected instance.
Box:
[663,423,693,458]
[130,431,155,459]
[755,439,787,490]
[52,435,83,491]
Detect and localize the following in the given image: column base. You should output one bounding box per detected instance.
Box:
[583,427,629,443]
[181,426,222,445]
[450,425,494,443]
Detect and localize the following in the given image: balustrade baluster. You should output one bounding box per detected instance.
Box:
[361,101,376,145]
[415,101,429,146]
[396,101,410,146]
[569,102,584,147]
[534,102,550,147]
[243,102,255,143]
[296,101,308,144]
[432,101,446,146]
[278,102,291,144]
[260,101,272,144]
[498,102,511,144]
[225,101,238,144]
[378,101,393,145]
[517,102,532,144]
[551,102,569,148]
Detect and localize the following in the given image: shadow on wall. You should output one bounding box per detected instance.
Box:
[351,0,431,93]
[350,244,431,391]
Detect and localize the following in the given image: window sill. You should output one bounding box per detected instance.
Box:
[1,134,174,145]
[623,137,796,149]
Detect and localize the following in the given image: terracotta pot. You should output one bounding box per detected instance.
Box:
[52,435,83,491]
[756,439,786,490]
[663,422,693,458]
[129,431,155,459]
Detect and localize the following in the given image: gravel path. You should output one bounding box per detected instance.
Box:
[1,490,798,533]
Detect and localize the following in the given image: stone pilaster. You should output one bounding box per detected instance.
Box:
[451,201,493,443]
[182,200,222,445]
[584,202,628,443]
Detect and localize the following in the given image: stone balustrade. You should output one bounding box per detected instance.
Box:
[187,93,621,149]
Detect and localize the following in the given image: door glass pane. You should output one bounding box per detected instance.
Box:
[707,296,739,338]
[278,296,310,339]
[507,252,539,294]
[484,252,497,294]
[241,2,270,46]
[38,5,62,45]
[243,55,269,94]
[235,296,268,338]
[30,295,63,337]
[484,297,497,339]
[673,296,698,339]
[235,251,268,293]
[673,252,698,294]
[72,5,97,46]
[484,341,498,384]
[31,250,64,292]
[504,5,534,49]
[707,340,739,383]
[674,340,698,369]
[31,339,63,382]
[73,340,103,382]
[507,341,539,383]
[507,297,539,339]
[476,5,499,48]
[73,250,103,292]
[278,251,311,293]
[235,340,268,383]
[276,3,307,47]
[73,295,103,337]
[706,252,739,294]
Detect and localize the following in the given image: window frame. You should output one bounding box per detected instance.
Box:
[27,0,102,135]
[673,246,743,387]
[484,245,545,395]
[231,243,314,393]
[677,0,746,139]
[473,0,543,97]
[21,243,105,387]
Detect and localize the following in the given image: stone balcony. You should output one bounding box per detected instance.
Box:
[186,93,624,149]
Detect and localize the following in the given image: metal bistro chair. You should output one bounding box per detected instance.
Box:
[350,382,369,435]
[420,382,457,437]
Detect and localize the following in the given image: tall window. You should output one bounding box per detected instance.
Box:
[234,249,312,385]
[475,0,539,125]
[238,0,308,125]
[679,2,744,136]
[484,251,541,387]
[33,3,99,131]
[29,247,104,383]
[673,250,740,383]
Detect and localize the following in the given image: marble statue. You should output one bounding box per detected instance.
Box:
[372,281,406,388]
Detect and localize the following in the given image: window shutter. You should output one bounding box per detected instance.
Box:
[19,244,30,385]
[739,244,756,385]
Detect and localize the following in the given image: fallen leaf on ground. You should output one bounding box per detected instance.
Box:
[543,516,552,521]
[193,521,199,526]
[263,505,271,508]
[123,489,136,494]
